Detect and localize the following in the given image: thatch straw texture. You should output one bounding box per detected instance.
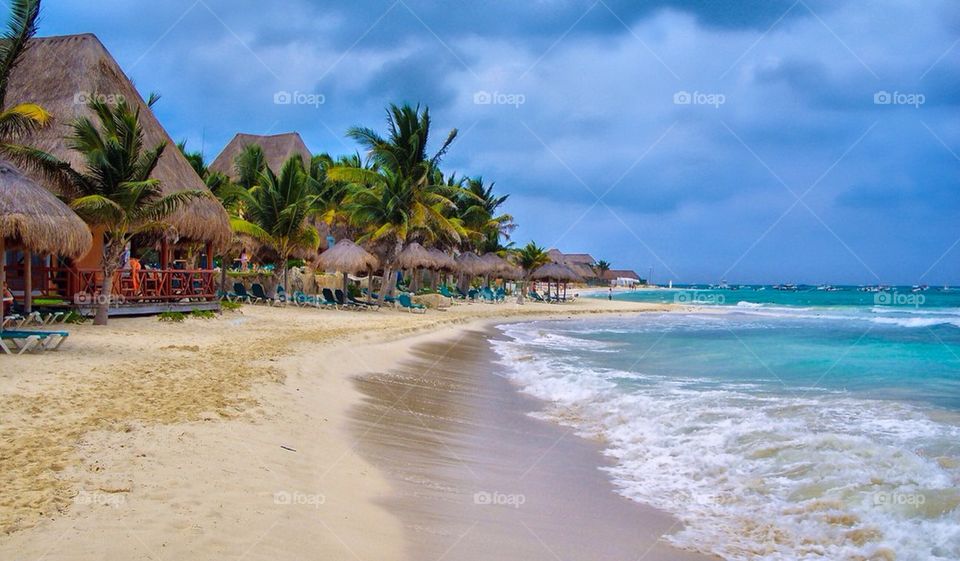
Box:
[395,242,436,269]
[480,252,512,275]
[455,252,487,276]
[6,34,231,247]
[209,132,312,179]
[0,161,91,257]
[531,262,584,282]
[316,239,378,273]
[427,248,456,271]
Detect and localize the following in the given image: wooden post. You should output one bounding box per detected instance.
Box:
[205,242,213,269]
[24,250,32,313]
[160,238,169,270]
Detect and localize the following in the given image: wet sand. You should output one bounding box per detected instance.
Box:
[351,325,717,561]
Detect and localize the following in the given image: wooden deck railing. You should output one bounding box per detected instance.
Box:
[5,264,218,304]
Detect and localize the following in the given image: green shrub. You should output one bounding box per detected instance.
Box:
[158,312,186,323]
[220,300,243,312]
[190,310,217,320]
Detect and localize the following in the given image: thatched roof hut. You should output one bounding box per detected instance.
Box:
[6,34,231,248]
[0,161,91,258]
[480,252,512,276]
[316,240,378,273]
[209,132,312,179]
[455,252,487,276]
[531,263,584,282]
[428,248,456,271]
[395,242,435,270]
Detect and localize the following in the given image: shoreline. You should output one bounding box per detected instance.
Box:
[348,322,718,561]
[0,298,674,559]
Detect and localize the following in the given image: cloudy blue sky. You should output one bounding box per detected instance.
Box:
[41,1,959,284]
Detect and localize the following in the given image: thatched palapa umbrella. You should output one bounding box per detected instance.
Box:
[455,252,487,292]
[427,248,455,291]
[0,162,92,317]
[316,239,379,302]
[531,263,584,301]
[395,242,435,292]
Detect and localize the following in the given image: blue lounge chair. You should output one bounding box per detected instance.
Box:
[321,288,340,308]
[397,293,426,313]
[1,329,69,352]
[250,283,272,305]
[232,283,254,303]
[275,285,290,306]
[528,290,546,302]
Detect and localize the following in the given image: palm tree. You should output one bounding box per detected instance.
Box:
[514,241,550,303]
[234,143,266,190]
[593,259,611,285]
[19,99,210,324]
[231,155,324,292]
[0,0,51,148]
[331,103,460,299]
[456,176,514,252]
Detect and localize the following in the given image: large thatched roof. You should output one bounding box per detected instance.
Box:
[6,34,231,247]
[209,132,312,179]
[0,161,91,257]
[480,252,511,275]
[395,242,435,270]
[532,263,584,282]
[316,239,378,273]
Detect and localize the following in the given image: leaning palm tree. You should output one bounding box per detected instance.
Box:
[15,99,210,324]
[514,241,550,304]
[231,155,324,292]
[456,176,515,252]
[0,0,51,147]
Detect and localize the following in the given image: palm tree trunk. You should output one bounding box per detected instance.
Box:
[95,266,114,326]
[219,253,229,293]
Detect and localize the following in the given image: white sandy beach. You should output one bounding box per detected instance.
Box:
[0,298,680,560]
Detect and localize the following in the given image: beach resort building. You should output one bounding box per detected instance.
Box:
[3,34,231,315]
[603,269,644,287]
[209,132,312,181]
[547,249,598,281]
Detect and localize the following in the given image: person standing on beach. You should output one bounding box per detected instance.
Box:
[608,287,613,300]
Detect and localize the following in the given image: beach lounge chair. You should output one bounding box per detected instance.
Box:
[1,328,68,352]
[232,283,254,303]
[250,283,273,305]
[0,331,41,354]
[275,285,290,306]
[397,293,426,313]
[321,288,340,309]
[292,290,319,307]
[528,290,546,302]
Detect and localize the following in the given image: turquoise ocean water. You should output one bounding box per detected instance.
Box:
[491,286,960,560]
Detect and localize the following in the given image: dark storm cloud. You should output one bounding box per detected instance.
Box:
[35,0,960,284]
